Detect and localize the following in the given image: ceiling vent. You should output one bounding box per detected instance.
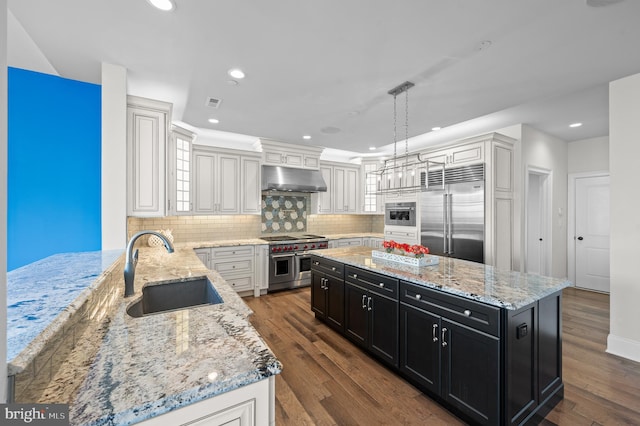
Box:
[205,97,222,108]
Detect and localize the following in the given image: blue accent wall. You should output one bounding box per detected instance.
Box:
[8,67,101,271]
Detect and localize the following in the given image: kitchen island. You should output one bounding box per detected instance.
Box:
[8,242,281,426]
[310,246,571,426]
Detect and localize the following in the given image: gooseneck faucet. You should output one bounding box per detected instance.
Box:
[124,230,175,297]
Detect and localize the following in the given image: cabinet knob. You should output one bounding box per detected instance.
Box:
[331,267,336,271]
[464,309,471,317]
[379,283,385,288]
[313,261,319,265]
[353,274,358,278]
[415,294,422,300]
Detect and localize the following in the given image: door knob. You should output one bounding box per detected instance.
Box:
[577,236,584,241]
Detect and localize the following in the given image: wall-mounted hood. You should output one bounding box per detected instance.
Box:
[261,165,327,192]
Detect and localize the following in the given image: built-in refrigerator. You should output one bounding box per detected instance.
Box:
[420,163,485,263]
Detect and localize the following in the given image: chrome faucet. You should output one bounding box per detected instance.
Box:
[124,231,175,297]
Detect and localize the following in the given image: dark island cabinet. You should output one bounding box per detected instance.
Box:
[310,255,564,426]
[400,281,500,425]
[310,257,345,332]
[344,266,399,368]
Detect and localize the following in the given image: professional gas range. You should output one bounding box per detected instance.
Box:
[261,234,328,292]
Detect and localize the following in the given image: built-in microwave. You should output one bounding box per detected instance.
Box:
[384,202,416,226]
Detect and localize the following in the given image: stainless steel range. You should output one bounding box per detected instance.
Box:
[261,234,329,292]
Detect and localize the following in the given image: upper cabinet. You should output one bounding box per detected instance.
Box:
[127,96,172,217]
[312,161,360,214]
[260,139,323,169]
[192,145,262,215]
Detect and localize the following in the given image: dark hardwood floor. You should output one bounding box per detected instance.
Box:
[245,287,640,425]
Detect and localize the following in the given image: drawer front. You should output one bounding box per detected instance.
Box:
[225,275,253,292]
[345,266,398,300]
[212,246,254,258]
[212,259,253,275]
[400,281,500,336]
[311,256,344,279]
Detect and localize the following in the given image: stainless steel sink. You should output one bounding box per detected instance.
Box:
[126,277,223,318]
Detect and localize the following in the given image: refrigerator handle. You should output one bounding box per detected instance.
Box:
[443,193,448,253]
[448,193,453,255]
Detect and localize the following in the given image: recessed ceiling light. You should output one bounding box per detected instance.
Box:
[431,127,441,131]
[569,122,583,128]
[303,135,312,140]
[146,0,174,11]
[227,80,239,86]
[369,146,377,151]
[228,68,245,79]
[208,118,219,124]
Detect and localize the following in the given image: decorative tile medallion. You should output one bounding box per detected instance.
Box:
[261,194,308,233]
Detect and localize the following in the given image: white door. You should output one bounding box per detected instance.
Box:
[575,175,610,292]
[526,170,551,276]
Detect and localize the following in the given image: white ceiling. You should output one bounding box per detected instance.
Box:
[7,0,640,155]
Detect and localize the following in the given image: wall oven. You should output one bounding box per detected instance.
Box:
[384,201,417,226]
[263,234,328,292]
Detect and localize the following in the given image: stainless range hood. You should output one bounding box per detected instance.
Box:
[261,165,327,192]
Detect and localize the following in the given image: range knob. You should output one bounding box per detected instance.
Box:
[304,245,308,250]
[294,245,299,250]
[311,244,316,249]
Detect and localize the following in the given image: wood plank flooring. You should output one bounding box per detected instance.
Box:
[245,287,640,425]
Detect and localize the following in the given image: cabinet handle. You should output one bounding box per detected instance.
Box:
[361,294,367,309]
[441,328,448,348]
[367,297,372,311]
[432,324,438,342]
[353,274,358,279]
[415,294,422,300]
[463,309,471,317]
[313,261,319,265]
[379,283,385,288]
[331,267,336,271]
[324,279,329,291]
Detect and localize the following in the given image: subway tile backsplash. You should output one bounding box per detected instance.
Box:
[128,213,383,242]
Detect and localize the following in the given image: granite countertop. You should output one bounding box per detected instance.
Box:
[8,245,282,426]
[310,246,572,310]
[7,250,123,369]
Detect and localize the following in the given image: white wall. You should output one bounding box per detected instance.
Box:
[1,0,8,403]
[568,136,609,173]
[102,63,127,250]
[608,72,640,362]
[520,125,568,278]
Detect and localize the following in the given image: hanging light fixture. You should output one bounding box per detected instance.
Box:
[366,81,444,195]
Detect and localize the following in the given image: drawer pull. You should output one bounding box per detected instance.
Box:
[379,283,385,288]
[415,294,422,300]
[353,274,358,279]
[313,261,319,265]
[464,309,471,317]
[331,267,336,271]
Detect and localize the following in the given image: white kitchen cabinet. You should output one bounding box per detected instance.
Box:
[210,246,255,294]
[384,226,419,245]
[334,166,359,213]
[361,160,384,214]
[315,165,333,213]
[365,237,384,249]
[193,147,240,215]
[420,140,484,169]
[241,155,262,214]
[260,139,323,169]
[137,376,274,426]
[330,238,363,248]
[127,96,172,217]
[312,162,360,214]
[194,248,211,268]
[254,245,269,297]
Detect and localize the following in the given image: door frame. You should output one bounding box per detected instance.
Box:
[525,167,552,275]
[567,170,610,285]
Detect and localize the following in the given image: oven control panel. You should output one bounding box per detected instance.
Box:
[271,241,328,253]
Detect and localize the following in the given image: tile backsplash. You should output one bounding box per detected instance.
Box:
[128,213,383,242]
[261,194,308,234]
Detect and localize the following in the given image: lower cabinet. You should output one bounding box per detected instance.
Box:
[344,266,398,367]
[310,257,345,332]
[195,246,255,295]
[310,255,564,426]
[137,376,274,426]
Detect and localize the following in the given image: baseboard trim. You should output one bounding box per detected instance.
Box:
[606,334,640,362]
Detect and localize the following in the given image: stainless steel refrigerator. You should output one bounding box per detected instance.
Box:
[420,164,485,263]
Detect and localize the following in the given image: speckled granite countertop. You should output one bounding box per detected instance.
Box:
[7,250,123,368]
[310,246,572,310]
[8,245,281,426]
